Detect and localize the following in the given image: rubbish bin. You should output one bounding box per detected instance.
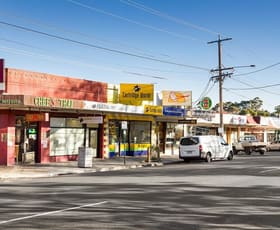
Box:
[78,147,93,168]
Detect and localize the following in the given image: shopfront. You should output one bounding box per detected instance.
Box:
[108,118,152,157]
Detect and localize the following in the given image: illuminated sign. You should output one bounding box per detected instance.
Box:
[25,113,49,122]
[119,83,154,105]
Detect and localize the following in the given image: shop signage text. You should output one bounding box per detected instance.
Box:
[178,119,197,124]
[34,97,73,108]
[144,105,163,115]
[0,95,23,105]
[163,106,185,117]
[84,101,144,114]
[79,116,103,124]
[25,113,49,122]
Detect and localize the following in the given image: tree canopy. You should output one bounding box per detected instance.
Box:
[211,97,272,116]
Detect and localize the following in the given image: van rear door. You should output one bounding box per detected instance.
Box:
[179,137,200,158]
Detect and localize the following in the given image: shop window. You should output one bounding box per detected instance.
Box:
[130,121,151,144]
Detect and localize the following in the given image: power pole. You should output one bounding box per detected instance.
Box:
[208,35,232,136]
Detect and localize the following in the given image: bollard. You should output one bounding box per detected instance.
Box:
[146,147,151,163]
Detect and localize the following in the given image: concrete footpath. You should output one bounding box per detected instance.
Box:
[0,155,181,180]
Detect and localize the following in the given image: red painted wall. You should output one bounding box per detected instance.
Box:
[38,121,50,164]
[5,68,108,102]
[0,113,15,166]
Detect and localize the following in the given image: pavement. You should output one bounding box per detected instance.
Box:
[0,154,181,180]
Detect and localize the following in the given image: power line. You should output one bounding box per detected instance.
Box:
[229,77,280,96]
[0,20,210,71]
[225,83,280,90]
[120,0,220,36]
[234,62,280,77]
[0,9,171,59]
[0,44,170,80]
[67,0,200,42]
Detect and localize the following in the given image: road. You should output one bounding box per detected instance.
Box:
[1,152,280,229]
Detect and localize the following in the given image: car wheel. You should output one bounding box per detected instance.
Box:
[245,147,252,155]
[259,150,265,155]
[205,153,211,163]
[227,151,233,160]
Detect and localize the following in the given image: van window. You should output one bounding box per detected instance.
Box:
[180,137,199,145]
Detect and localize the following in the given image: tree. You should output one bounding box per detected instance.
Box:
[212,97,266,116]
[274,105,280,117]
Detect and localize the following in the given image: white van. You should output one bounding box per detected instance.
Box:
[179,135,233,162]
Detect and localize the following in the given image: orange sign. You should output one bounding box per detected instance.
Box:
[162,90,192,106]
[25,113,49,122]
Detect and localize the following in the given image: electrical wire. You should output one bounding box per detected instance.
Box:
[67,0,201,42]
[120,0,220,36]
[234,62,280,77]
[228,77,280,96]
[0,9,171,59]
[225,83,280,90]
[0,20,210,71]
[0,44,170,81]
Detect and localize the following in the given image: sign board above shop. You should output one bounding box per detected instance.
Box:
[25,113,49,122]
[178,119,197,124]
[79,116,103,124]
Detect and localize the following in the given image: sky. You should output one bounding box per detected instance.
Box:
[0,0,279,112]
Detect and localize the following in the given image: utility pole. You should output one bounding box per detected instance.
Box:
[208,35,232,136]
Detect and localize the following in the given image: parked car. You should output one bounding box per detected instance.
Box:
[179,135,233,163]
[267,140,280,151]
[232,135,266,155]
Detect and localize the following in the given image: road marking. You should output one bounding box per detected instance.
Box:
[0,201,108,225]
[260,168,280,174]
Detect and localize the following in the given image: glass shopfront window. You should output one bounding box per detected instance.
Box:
[129,121,151,144]
[108,120,151,157]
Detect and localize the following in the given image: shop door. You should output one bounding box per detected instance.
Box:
[26,123,39,163]
[89,129,98,158]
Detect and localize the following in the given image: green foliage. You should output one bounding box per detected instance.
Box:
[212,97,269,116]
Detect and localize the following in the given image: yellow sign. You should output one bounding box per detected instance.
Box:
[144,105,163,115]
[119,84,154,105]
[162,90,192,106]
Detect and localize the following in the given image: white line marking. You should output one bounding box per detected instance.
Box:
[260,168,280,173]
[0,201,107,225]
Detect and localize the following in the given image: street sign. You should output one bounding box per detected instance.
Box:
[178,119,197,124]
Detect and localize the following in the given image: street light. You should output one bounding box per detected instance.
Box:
[211,65,255,136]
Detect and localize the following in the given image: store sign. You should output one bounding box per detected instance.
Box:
[25,113,49,122]
[144,105,163,115]
[79,116,103,124]
[119,83,154,106]
[163,106,185,117]
[33,97,73,109]
[178,119,197,124]
[200,97,212,110]
[0,59,4,90]
[84,101,144,114]
[162,90,192,106]
[0,95,23,105]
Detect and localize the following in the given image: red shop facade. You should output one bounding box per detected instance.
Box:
[0,60,108,166]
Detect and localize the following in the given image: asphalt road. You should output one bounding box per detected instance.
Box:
[1,152,280,230]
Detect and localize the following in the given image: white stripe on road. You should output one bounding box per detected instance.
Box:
[260,168,280,174]
[0,201,108,225]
